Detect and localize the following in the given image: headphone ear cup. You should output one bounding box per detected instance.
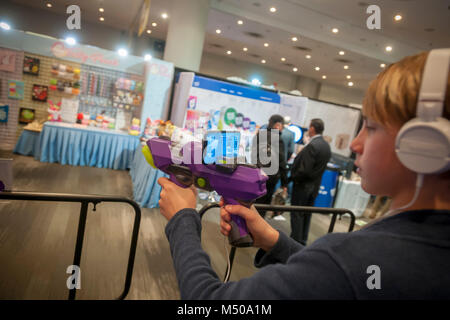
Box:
[395,118,450,174]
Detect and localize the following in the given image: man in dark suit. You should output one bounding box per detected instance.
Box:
[290,118,331,245]
[253,114,288,217]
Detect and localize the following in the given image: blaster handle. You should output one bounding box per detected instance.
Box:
[223,197,254,247]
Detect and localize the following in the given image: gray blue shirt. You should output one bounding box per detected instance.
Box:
[165,208,450,299]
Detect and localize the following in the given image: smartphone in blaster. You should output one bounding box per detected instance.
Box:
[203,131,240,165]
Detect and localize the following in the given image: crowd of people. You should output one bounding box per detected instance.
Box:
[254,114,331,245]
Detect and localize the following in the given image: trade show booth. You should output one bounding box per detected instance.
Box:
[0,29,173,155]
[0,29,174,203]
[0,30,370,215]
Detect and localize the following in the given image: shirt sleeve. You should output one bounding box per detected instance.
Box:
[165,208,355,299]
[254,230,303,267]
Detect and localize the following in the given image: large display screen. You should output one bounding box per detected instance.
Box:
[203,131,240,164]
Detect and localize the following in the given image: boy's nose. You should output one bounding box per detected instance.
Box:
[350,132,364,154]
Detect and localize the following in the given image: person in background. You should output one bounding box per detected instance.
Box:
[289,118,331,245]
[279,116,296,209]
[281,116,295,162]
[157,50,450,299]
[252,114,288,215]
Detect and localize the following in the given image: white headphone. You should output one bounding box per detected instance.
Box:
[395,48,450,174]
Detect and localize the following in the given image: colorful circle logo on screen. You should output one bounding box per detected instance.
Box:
[224,108,237,126]
[234,113,244,128]
[249,121,256,132]
[242,117,250,130]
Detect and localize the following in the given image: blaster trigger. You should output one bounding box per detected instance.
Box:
[167,165,195,187]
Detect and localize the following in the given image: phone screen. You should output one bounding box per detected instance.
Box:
[203,131,240,164]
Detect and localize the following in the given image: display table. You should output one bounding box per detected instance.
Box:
[39,122,140,170]
[13,129,41,159]
[334,179,371,217]
[129,146,168,208]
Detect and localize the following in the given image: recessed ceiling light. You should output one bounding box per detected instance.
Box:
[146,29,152,34]
[237,20,243,25]
[216,29,221,34]
[0,22,11,30]
[118,48,128,57]
[46,3,52,8]
[161,13,168,19]
[348,81,354,87]
[270,7,277,13]
[305,55,311,59]
[315,67,320,71]
[243,47,248,51]
[227,50,232,55]
[339,51,345,55]
[346,75,351,79]
[291,37,298,42]
[380,63,386,68]
[264,43,269,47]
[385,46,393,52]
[281,57,286,62]
[344,65,349,69]
[394,14,402,21]
[144,54,152,61]
[261,59,266,64]
[322,75,327,79]
[293,67,298,72]
[152,22,157,27]
[99,17,105,21]
[332,28,339,33]
[99,8,104,12]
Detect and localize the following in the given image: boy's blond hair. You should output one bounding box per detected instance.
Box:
[363,51,450,129]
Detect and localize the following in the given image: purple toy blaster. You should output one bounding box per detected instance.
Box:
[143,137,268,247]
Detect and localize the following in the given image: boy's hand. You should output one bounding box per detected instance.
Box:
[219,198,279,252]
[158,177,197,221]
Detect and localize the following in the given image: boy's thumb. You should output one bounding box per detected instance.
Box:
[225,205,253,220]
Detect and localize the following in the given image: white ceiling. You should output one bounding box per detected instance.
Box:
[8,0,450,91]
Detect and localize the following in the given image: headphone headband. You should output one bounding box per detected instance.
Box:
[417,49,450,121]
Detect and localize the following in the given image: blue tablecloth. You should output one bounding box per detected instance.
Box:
[39,122,140,170]
[13,129,41,160]
[129,146,168,208]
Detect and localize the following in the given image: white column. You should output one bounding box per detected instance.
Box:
[163,0,210,72]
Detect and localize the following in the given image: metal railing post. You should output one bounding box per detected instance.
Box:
[0,191,141,300]
[68,201,89,300]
